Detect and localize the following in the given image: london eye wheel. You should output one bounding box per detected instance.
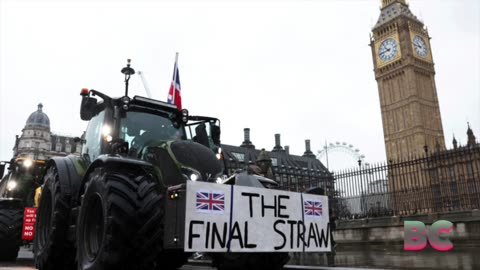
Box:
[316,142,369,172]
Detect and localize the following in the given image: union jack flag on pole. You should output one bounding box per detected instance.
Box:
[196,190,225,214]
[304,199,322,218]
[167,52,182,110]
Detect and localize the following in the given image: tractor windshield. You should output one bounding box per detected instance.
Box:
[120,111,185,155]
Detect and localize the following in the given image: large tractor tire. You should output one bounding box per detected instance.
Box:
[34,166,77,270]
[0,207,23,261]
[212,252,290,270]
[76,168,164,270]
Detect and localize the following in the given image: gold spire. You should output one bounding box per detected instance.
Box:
[382,0,407,8]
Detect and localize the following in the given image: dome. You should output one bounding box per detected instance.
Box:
[26,103,50,129]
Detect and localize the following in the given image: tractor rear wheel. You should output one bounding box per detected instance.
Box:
[76,168,164,270]
[212,252,290,270]
[34,166,77,270]
[0,206,23,261]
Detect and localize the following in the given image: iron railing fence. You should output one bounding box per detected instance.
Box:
[332,146,480,219]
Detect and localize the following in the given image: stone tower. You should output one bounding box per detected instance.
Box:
[370,0,445,161]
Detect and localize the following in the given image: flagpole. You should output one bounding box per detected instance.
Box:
[172,52,179,104]
[325,140,329,170]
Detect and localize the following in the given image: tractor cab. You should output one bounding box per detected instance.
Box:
[78,60,224,183]
[79,93,222,159]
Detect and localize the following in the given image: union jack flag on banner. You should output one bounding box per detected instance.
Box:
[304,199,322,218]
[196,190,225,214]
[167,52,182,110]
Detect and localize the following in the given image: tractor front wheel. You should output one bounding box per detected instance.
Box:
[34,166,76,270]
[0,206,23,261]
[76,168,164,270]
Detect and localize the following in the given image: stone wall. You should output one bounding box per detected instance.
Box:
[334,209,480,246]
[287,211,480,266]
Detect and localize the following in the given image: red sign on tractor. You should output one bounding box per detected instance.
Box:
[22,207,37,240]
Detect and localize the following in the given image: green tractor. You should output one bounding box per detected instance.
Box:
[33,60,290,270]
[0,158,46,261]
[33,60,226,270]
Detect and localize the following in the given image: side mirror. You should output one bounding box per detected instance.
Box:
[211,125,221,146]
[80,97,98,120]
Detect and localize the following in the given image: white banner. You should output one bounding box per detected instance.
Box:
[184,181,331,252]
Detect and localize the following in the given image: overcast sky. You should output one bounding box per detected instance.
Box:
[0,0,479,169]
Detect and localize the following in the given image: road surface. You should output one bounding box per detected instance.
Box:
[0,247,389,270]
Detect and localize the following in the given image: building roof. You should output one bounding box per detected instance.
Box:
[374,1,421,29]
[26,103,50,129]
[221,143,330,174]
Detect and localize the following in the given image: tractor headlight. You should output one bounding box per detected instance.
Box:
[214,173,227,184]
[181,167,202,182]
[102,125,113,142]
[121,96,130,110]
[102,125,111,136]
[7,181,17,191]
[181,109,189,123]
[23,159,33,168]
[216,147,223,160]
[121,96,130,104]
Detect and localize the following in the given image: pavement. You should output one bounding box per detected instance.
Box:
[9,246,473,270]
[0,247,35,270]
[0,249,380,270]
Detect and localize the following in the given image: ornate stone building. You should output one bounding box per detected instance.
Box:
[387,125,480,215]
[370,0,445,161]
[221,128,334,196]
[12,104,81,160]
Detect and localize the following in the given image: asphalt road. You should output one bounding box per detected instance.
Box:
[0,247,35,270]
[0,247,386,270]
[0,247,220,270]
[4,246,478,270]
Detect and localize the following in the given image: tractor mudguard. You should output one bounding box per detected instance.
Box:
[47,157,83,207]
[79,155,157,196]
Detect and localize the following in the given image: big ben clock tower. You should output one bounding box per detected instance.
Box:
[371,0,445,161]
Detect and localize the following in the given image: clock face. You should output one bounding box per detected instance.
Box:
[378,38,398,62]
[413,35,428,58]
